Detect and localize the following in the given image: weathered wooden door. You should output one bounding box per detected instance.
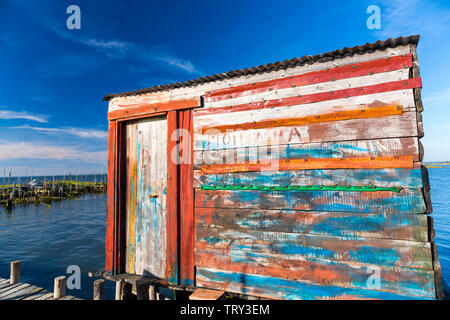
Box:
[124,116,168,278]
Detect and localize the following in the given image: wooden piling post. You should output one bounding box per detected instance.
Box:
[10,260,20,285]
[53,276,66,299]
[115,279,123,300]
[148,286,157,300]
[93,279,105,300]
[135,280,149,300]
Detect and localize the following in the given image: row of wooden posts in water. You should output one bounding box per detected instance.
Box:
[0,180,107,210]
[4,261,171,300]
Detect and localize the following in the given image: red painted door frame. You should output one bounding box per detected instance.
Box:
[105,99,198,287]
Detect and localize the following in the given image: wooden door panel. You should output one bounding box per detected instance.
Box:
[125,116,168,278]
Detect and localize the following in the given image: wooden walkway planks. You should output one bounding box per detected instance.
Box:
[0,277,81,300]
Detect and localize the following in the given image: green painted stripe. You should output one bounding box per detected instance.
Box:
[201,185,402,192]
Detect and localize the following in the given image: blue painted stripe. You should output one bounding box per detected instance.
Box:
[195,169,423,189]
[197,268,434,300]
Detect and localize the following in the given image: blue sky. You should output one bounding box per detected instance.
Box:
[0,0,449,176]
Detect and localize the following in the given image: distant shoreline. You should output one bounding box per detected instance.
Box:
[423,161,450,168]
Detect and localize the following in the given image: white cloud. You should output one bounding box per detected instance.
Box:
[0,141,107,164]
[156,56,198,74]
[375,0,450,40]
[12,125,108,139]
[0,108,49,123]
[423,87,450,107]
[83,38,131,50]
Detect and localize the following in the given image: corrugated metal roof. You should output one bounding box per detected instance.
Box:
[103,35,420,101]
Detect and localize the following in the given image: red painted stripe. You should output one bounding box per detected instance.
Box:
[105,121,116,273]
[196,78,422,116]
[205,54,413,102]
[179,109,195,286]
[166,111,179,284]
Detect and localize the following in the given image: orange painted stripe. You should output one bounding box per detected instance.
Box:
[205,54,413,103]
[108,98,201,120]
[200,156,414,174]
[201,105,403,134]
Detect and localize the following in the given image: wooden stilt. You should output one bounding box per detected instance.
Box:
[149,285,157,300]
[115,279,123,300]
[53,276,66,299]
[93,279,105,300]
[10,260,20,285]
[135,280,149,300]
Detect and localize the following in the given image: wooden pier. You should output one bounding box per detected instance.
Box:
[0,261,82,300]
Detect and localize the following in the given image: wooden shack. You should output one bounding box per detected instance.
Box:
[103,35,443,300]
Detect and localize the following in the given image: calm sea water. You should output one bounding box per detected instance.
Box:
[0,193,115,299]
[0,169,448,299]
[428,167,450,295]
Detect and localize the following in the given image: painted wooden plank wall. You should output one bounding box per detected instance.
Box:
[194,111,419,151]
[199,70,412,113]
[195,189,426,214]
[204,54,413,103]
[195,228,433,270]
[189,47,436,299]
[194,137,421,166]
[196,268,433,300]
[194,168,423,189]
[195,209,429,242]
[194,247,435,298]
